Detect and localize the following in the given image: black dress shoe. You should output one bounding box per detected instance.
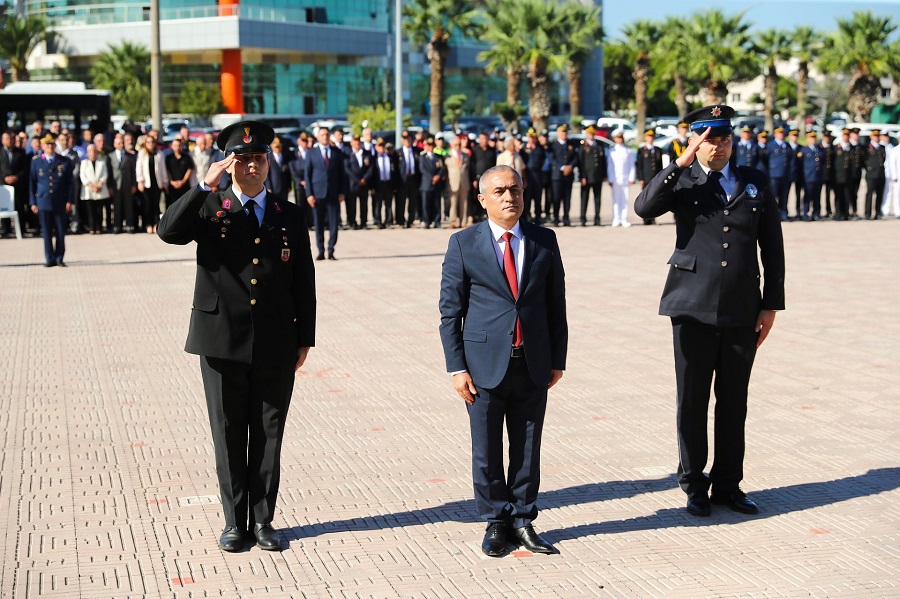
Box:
[711,489,759,514]
[254,523,281,551]
[218,526,247,552]
[57,260,67,267]
[686,493,712,517]
[316,253,325,261]
[481,523,508,557]
[44,261,56,267]
[327,253,336,260]
[511,525,556,554]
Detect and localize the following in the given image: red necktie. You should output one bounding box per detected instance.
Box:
[501,232,523,347]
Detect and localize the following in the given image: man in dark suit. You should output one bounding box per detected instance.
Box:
[547,124,577,226]
[30,134,74,266]
[305,126,346,260]
[396,131,421,228]
[863,129,887,220]
[635,105,785,518]
[523,129,545,223]
[439,164,568,557]
[1,130,31,236]
[288,132,312,225]
[344,133,374,229]
[371,137,398,228]
[109,133,137,233]
[265,136,292,204]
[578,125,607,226]
[419,136,445,229]
[157,120,316,553]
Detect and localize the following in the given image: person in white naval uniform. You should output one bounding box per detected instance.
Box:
[605,129,636,227]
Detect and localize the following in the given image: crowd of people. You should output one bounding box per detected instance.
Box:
[2,117,897,247]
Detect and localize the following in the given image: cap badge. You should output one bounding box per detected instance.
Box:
[711,106,722,117]
[243,127,253,143]
[746,184,758,198]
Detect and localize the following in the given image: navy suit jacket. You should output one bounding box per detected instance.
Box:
[265,152,291,201]
[304,144,346,201]
[439,219,568,389]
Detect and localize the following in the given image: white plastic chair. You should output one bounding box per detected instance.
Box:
[0,185,22,240]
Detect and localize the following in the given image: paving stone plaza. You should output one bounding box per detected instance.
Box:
[1,197,898,598]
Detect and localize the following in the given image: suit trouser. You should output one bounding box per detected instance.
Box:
[864,178,884,218]
[373,181,392,225]
[550,176,573,223]
[397,178,419,225]
[769,176,788,218]
[468,356,547,529]
[313,197,340,254]
[672,319,757,496]
[38,210,67,263]
[850,177,861,214]
[113,189,135,230]
[580,181,603,223]
[524,172,543,221]
[447,186,467,225]
[421,188,441,227]
[346,187,367,226]
[802,181,822,217]
[199,356,295,529]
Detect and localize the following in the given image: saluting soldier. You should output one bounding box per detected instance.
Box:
[766,127,791,220]
[157,120,316,553]
[820,131,836,218]
[666,122,691,167]
[733,126,756,168]
[635,128,663,225]
[547,123,577,226]
[754,131,769,177]
[577,125,607,226]
[863,129,887,220]
[523,128,546,223]
[30,133,74,267]
[833,128,852,221]
[799,132,824,220]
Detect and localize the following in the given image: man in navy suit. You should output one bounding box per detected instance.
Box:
[305,127,346,260]
[396,131,420,228]
[344,133,374,229]
[30,134,74,266]
[439,165,568,557]
[288,132,313,226]
[419,137,445,229]
[265,136,291,204]
[635,105,785,518]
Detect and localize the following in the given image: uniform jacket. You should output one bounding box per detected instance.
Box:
[635,144,663,184]
[864,143,887,182]
[265,151,292,201]
[524,144,546,176]
[344,148,375,192]
[766,141,791,179]
[548,139,577,181]
[834,144,852,184]
[606,144,636,185]
[79,157,111,200]
[445,149,470,193]
[157,185,316,365]
[799,145,824,184]
[29,153,73,212]
[634,161,785,327]
[304,143,347,201]
[753,143,769,177]
[821,144,836,183]
[733,140,757,168]
[578,140,607,183]
[667,137,690,165]
[439,219,568,389]
[419,151,446,192]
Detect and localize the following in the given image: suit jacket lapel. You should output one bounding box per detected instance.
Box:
[476,220,515,301]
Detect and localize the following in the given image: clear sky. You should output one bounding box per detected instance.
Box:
[603,0,900,38]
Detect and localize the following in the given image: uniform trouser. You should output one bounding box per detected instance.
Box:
[849,177,861,214]
[468,356,547,529]
[864,178,885,218]
[421,188,441,227]
[447,185,467,225]
[580,181,603,224]
[346,187,367,227]
[373,181,393,225]
[823,181,834,215]
[611,183,630,224]
[541,172,552,216]
[802,181,822,217]
[882,179,892,215]
[524,172,543,221]
[792,179,803,216]
[199,356,295,530]
[38,209,67,264]
[672,319,757,496]
[833,182,849,219]
[550,177,573,224]
[890,180,900,216]
[769,177,788,219]
[113,189,135,230]
[397,178,419,226]
[313,197,339,255]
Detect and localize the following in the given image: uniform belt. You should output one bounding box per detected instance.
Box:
[510,345,525,358]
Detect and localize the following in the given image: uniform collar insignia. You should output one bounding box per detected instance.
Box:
[273,201,283,213]
[222,199,232,210]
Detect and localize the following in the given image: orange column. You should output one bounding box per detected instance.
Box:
[221,49,244,114]
[218,0,238,17]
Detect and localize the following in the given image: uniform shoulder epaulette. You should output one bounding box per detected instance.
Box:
[31,155,39,161]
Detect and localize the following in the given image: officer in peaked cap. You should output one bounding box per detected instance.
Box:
[635,104,785,519]
[158,120,316,553]
[30,132,74,266]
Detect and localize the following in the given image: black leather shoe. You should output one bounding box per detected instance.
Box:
[218,526,246,552]
[57,260,67,267]
[327,253,336,260]
[511,525,556,554]
[481,522,508,557]
[254,523,282,551]
[686,493,712,517]
[711,489,759,514]
[316,253,325,261]
[44,261,56,267]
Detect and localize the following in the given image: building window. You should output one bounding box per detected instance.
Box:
[732,93,741,103]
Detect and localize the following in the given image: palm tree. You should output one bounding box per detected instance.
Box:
[90,41,151,119]
[621,19,660,137]
[402,0,481,133]
[478,0,526,107]
[513,0,567,134]
[684,9,758,104]
[756,29,791,133]
[0,15,52,82]
[653,17,693,118]
[558,0,602,130]
[791,26,824,135]
[819,11,900,121]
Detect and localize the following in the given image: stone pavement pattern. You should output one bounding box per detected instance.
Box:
[0,202,898,598]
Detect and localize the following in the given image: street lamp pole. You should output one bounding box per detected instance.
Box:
[150,0,162,132]
[394,0,403,139]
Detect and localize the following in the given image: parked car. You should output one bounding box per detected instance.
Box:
[596,117,638,142]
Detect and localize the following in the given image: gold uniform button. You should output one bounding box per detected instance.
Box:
[252,258,259,265]
[723,226,730,232]
[721,261,728,267]
[723,243,729,249]
[251,279,257,285]
[250,299,257,306]
[254,237,261,244]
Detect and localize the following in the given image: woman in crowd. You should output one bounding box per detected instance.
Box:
[135,134,168,233]
[79,144,110,235]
